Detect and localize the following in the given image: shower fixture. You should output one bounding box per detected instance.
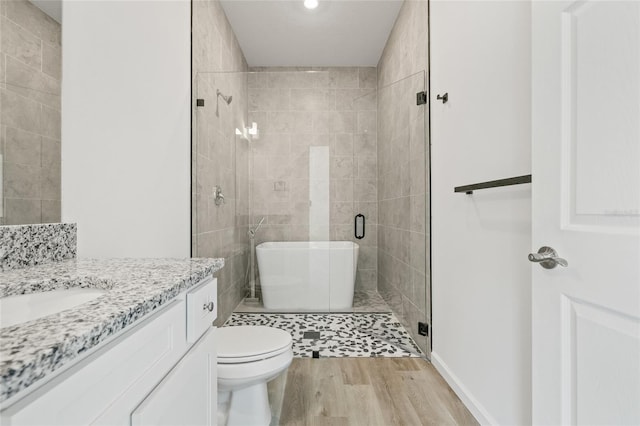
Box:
[215,89,233,117]
[245,216,266,305]
[217,89,232,104]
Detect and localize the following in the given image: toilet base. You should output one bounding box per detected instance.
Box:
[220,382,271,426]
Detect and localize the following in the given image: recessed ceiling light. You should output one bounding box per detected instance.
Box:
[304,0,318,10]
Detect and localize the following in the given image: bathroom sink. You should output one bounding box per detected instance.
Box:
[0,288,106,328]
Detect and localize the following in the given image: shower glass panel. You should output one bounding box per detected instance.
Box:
[194,72,252,322]
[375,70,430,357]
[246,70,336,313]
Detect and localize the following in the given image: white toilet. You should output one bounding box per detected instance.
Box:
[217,326,293,426]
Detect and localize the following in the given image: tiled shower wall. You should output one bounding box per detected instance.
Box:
[0,0,62,225]
[192,0,250,325]
[247,67,378,293]
[377,0,430,354]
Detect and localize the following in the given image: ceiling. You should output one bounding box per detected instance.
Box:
[219,0,403,67]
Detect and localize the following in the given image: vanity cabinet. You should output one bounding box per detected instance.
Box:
[0,277,217,426]
[132,327,217,426]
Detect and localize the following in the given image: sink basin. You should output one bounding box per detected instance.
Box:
[0,288,106,328]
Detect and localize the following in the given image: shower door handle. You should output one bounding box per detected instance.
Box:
[355,214,365,239]
[528,246,568,269]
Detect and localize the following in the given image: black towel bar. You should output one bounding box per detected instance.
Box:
[454,174,532,194]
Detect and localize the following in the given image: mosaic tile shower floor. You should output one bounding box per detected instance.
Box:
[223,313,424,358]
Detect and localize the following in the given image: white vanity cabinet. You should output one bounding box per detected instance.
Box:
[131,327,217,426]
[0,277,218,426]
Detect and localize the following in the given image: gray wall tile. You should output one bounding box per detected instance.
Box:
[40,164,60,200]
[42,42,61,80]
[4,126,41,166]
[4,198,41,224]
[1,0,61,225]
[41,199,61,223]
[4,162,41,198]
[1,16,42,69]
[1,89,41,133]
[4,0,61,44]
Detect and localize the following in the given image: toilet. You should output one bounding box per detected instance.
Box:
[217,326,293,426]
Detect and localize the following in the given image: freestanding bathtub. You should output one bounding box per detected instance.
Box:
[255,241,359,310]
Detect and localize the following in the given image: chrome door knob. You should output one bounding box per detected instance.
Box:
[528,246,568,269]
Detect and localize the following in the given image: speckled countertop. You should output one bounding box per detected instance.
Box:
[0,258,224,403]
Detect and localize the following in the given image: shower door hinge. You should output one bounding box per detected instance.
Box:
[196,99,205,107]
[418,322,429,336]
[416,91,428,106]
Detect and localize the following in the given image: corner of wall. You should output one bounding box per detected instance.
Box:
[431,352,496,425]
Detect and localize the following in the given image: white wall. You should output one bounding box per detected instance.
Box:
[62,0,191,258]
[430,1,532,424]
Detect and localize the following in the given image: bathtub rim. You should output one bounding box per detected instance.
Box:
[255,241,360,250]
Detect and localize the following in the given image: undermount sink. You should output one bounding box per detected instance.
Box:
[0,288,106,328]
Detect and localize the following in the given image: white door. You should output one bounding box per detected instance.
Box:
[532,1,640,424]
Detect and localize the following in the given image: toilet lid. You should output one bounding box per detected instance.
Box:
[218,326,292,363]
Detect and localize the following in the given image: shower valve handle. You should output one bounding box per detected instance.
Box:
[214,186,225,206]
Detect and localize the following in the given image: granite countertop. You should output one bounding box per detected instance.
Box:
[0,258,224,404]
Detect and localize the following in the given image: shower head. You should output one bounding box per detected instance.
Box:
[217,89,232,105]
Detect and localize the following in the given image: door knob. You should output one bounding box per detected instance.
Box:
[528,246,568,269]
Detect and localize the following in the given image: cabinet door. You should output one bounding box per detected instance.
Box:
[131,327,217,426]
[1,300,187,426]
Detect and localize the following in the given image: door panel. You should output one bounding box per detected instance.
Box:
[562,1,640,231]
[562,297,640,424]
[532,1,640,424]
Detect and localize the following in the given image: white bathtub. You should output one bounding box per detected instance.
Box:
[256,241,359,310]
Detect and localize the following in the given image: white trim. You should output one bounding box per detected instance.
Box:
[431,352,497,426]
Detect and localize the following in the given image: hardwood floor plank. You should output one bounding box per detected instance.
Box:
[370,361,424,425]
[307,416,350,426]
[314,360,350,419]
[278,358,477,426]
[400,371,459,425]
[279,360,313,425]
[340,359,372,385]
[344,384,387,426]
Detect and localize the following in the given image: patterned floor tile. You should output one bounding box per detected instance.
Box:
[223,313,423,358]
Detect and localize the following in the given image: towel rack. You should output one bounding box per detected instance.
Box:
[454,174,532,194]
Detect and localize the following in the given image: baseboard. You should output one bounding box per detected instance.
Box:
[431,352,498,425]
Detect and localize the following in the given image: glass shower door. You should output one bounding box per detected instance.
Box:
[373,70,430,358]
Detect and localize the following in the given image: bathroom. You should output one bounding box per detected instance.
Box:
[1,0,639,424]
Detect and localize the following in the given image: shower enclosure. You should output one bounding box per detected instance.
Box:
[193,69,430,356]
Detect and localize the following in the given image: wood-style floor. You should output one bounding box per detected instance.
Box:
[277,358,478,426]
